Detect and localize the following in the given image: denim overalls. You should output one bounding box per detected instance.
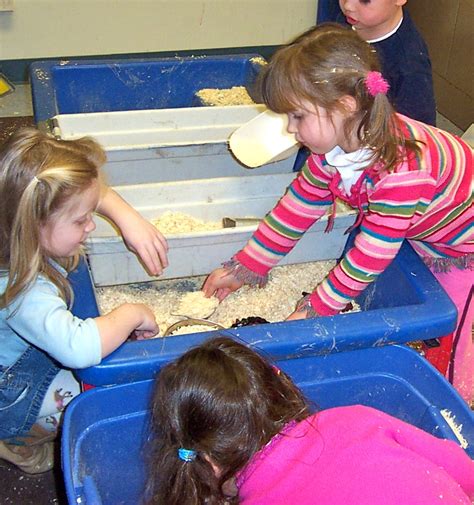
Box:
[0,345,60,441]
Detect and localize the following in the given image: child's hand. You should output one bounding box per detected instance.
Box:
[95,303,159,356]
[286,293,321,320]
[133,304,160,338]
[121,215,169,276]
[202,268,244,301]
[133,329,159,340]
[96,187,169,276]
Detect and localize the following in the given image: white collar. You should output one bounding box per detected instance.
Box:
[352,15,403,44]
[325,146,373,194]
[325,146,373,171]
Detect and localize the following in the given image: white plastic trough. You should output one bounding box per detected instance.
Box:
[53,106,355,285]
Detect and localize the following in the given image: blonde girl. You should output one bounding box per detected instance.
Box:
[0,127,168,473]
[203,23,473,403]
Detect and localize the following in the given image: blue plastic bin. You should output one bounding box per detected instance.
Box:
[70,242,457,387]
[62,344,474,505]
[30,54,266,123]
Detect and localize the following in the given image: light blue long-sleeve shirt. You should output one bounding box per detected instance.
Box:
[0,266,102,370]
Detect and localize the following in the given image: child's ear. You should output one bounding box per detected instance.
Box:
[396,0,408,6]
[339,95,358,114]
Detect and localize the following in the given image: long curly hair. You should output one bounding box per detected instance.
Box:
[145,336,311,505]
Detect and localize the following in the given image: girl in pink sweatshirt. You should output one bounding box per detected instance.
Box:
[145,336,474,505]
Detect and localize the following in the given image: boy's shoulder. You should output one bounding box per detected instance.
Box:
[374,10,430,62]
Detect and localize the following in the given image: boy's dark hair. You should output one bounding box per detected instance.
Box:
[146,336,311,504]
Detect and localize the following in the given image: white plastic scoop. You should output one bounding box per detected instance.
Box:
[229,109,300,168]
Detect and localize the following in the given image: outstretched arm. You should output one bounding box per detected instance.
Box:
[94,303,159,357]
[203,156,333,299]
[96,186,169,276]
[5,278,158,368]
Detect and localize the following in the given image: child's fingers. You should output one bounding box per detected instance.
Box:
[148,231,168,269]
[139,246,163,276]
[202,269,228,295]
[122,220,169,275]
[145,241,168,274]
[202,273,218,296]
[135,328,159,340]
[203,269,242,299]
[153,235,169,267]
[135,318,159,337]
[216,287,232,301]
[132,236,169,276]
[149,227,169,256]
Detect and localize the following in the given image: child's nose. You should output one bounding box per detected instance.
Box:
[85,219,96,233]
[340,0,352,11]
[287,118,297,134]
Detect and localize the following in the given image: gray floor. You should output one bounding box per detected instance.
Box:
[0,84,34,117]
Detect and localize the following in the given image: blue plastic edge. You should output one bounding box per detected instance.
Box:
[30,53,265,123]
[61,344,474,504]
[71,242,457,386]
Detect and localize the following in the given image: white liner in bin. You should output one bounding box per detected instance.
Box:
[51,105,267,150]
[88,173,356,286]
[52,105,298,186]
[54,105,355,285]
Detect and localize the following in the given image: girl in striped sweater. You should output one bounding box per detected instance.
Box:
[203,23,473,403]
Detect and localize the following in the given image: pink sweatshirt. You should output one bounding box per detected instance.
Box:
[237,405,474,505]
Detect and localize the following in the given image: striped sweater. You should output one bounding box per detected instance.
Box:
[232,115,473,316]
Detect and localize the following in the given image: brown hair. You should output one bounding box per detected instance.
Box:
[146,336,311,505]
[259,23,420,170]
[0,127,106,308]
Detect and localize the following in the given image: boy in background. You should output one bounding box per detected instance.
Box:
[338,0,436,125]
[293,0,435,171]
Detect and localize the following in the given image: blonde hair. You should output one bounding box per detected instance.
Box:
[0,127,106,308]
[260,23,420,169]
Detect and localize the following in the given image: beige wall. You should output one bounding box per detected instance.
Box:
[407,0,474,130]
[0,0,318,60]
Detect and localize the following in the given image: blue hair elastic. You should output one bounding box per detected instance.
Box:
[178,448,197,462]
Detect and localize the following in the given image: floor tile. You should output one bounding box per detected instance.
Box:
[0,84,33,117]
[0,443,67,505]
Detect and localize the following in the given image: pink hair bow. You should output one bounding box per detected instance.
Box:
[365,71,390,97]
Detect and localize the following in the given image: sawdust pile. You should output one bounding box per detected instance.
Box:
[96,260,360,337]
[151,211,222,234]
[196,86,255,106]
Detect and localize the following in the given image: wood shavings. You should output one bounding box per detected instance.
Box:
[440,409,468,449]
[195,86,255,106]
[176,291,219,319]
[95,261,360,338]
[249,56,267,66]
[151,211,222,234]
